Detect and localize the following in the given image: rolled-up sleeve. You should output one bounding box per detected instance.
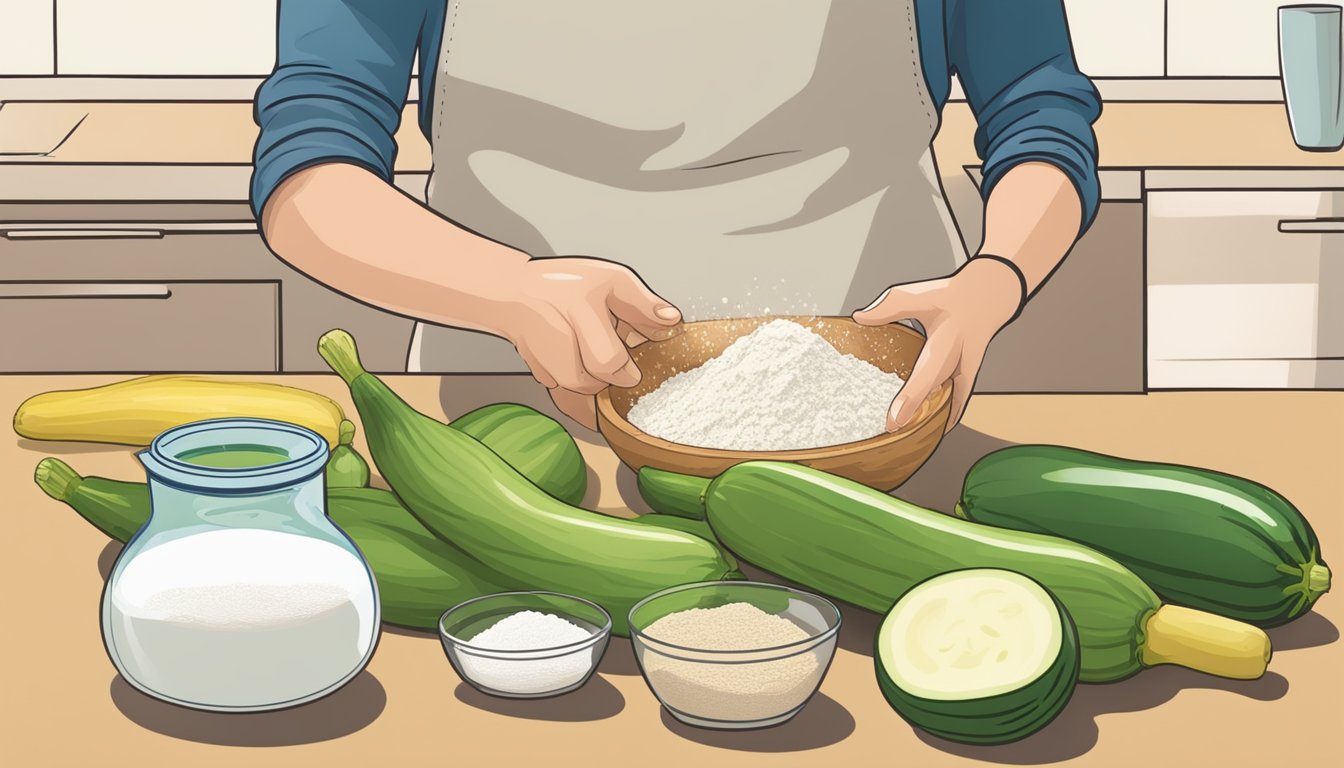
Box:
[250,0,426,220]
[947,0,1102,231]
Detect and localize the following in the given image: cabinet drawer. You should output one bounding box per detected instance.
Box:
[1149,359,1344,390]
[0,219,414,372]
[1147,190,1343,364]
[0,280,278,373]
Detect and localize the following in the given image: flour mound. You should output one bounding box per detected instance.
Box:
[627,319,906,451]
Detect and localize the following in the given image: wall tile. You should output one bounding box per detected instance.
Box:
[1063,0,1166,76]
[0,1,55,75]
[1167,0,1285,75]
[57,0,276,75]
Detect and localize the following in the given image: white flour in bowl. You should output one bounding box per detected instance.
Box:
[627,319,906,451]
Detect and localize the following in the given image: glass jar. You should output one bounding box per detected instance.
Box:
[101,418,380,712]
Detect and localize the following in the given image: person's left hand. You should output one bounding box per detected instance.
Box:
[853,259,1022,433]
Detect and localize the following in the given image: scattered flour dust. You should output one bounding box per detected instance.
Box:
[640,602,824,722]
[627,319,906,450]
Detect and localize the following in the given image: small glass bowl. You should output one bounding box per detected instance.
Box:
[439,591,611,698]
[629,581,842,729]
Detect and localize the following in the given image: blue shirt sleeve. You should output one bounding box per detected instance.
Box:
[250,0,430,221]
[946,0,1102,232]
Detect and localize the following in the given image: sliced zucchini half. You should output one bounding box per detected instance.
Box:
[875,568,1080,745]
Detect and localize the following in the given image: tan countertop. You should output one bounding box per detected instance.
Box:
[0,101,1340,203]
[4,374,1341,767]
[0,100,1333,169]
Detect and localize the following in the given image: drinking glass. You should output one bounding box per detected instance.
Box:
[1280,5,1344,151]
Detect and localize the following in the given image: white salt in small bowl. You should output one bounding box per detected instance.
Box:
[439,591,611,698]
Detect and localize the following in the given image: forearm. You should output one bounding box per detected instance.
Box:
[260,163,528,335]
[976,161,1083,294]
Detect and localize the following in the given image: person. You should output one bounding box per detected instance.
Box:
[252,0,1100,432]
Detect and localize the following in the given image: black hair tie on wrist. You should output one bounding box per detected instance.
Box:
[966,254,1028,325]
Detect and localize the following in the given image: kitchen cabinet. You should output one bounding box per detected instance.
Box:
[0,280,278,372]
[0,205,415,373]
[1146,189,1344,389]
[977,201,1146,393]
[3,102,1340,388]
[951,162,1146,394]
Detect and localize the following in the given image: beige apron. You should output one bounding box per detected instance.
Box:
[411,0,966,372]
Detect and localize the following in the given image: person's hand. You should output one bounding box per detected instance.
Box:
[493,257,682,429]
[852,259,1022,433]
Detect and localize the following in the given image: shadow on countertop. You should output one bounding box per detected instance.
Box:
[110,672,386,747]
[660,692,855,752]
[915,668,1290,764]
[1267,611,1339,650]
[453,676,625,721]
[895,424,1018,514]
[16,437,132,455]
[598,637,643,676]
[97,541,121,580]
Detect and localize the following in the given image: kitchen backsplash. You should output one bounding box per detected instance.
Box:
[0,0,1309,79]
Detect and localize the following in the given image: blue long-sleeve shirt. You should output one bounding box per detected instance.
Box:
[252,0,1102,232]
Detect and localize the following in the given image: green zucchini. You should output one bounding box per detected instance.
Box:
[449,402,587,506]
[324,400,584,499]
[636,468,711,520]
[325,419,372,488]
[639,461,1271,682]
[325,401,587,503]
[876,569,1079,744]
[624,513,718,542]
[318,330,740,636]
[956,445,1330,627]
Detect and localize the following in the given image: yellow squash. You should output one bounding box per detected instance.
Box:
[13,375,345,447]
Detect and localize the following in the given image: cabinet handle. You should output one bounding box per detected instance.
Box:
[0,283,172,299]
[1278,218,1344,234]
[1,221,259,239]
[3,229,165,240]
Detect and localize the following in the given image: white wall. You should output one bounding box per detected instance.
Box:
[56,0,275,75]
[1066,0,1294,77]
[0,1,1315,78]
[1064,0,1166,76]
[1167,0,1285,76]
[0,0,55,75]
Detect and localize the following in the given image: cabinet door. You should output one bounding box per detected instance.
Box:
[0,280,278,372]
[1147,190,1344,388]
[977,202,1146,393]
[1,219,415,372]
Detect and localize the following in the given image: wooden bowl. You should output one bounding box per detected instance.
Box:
[596,316,951,491]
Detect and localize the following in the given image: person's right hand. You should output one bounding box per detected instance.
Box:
[493,257,682,428]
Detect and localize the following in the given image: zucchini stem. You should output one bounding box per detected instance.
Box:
[1140,605,1271,680]
[318,329,368,385]
[35,457,81,502]
[635,467,711,520]
[1308,564,1330,595]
